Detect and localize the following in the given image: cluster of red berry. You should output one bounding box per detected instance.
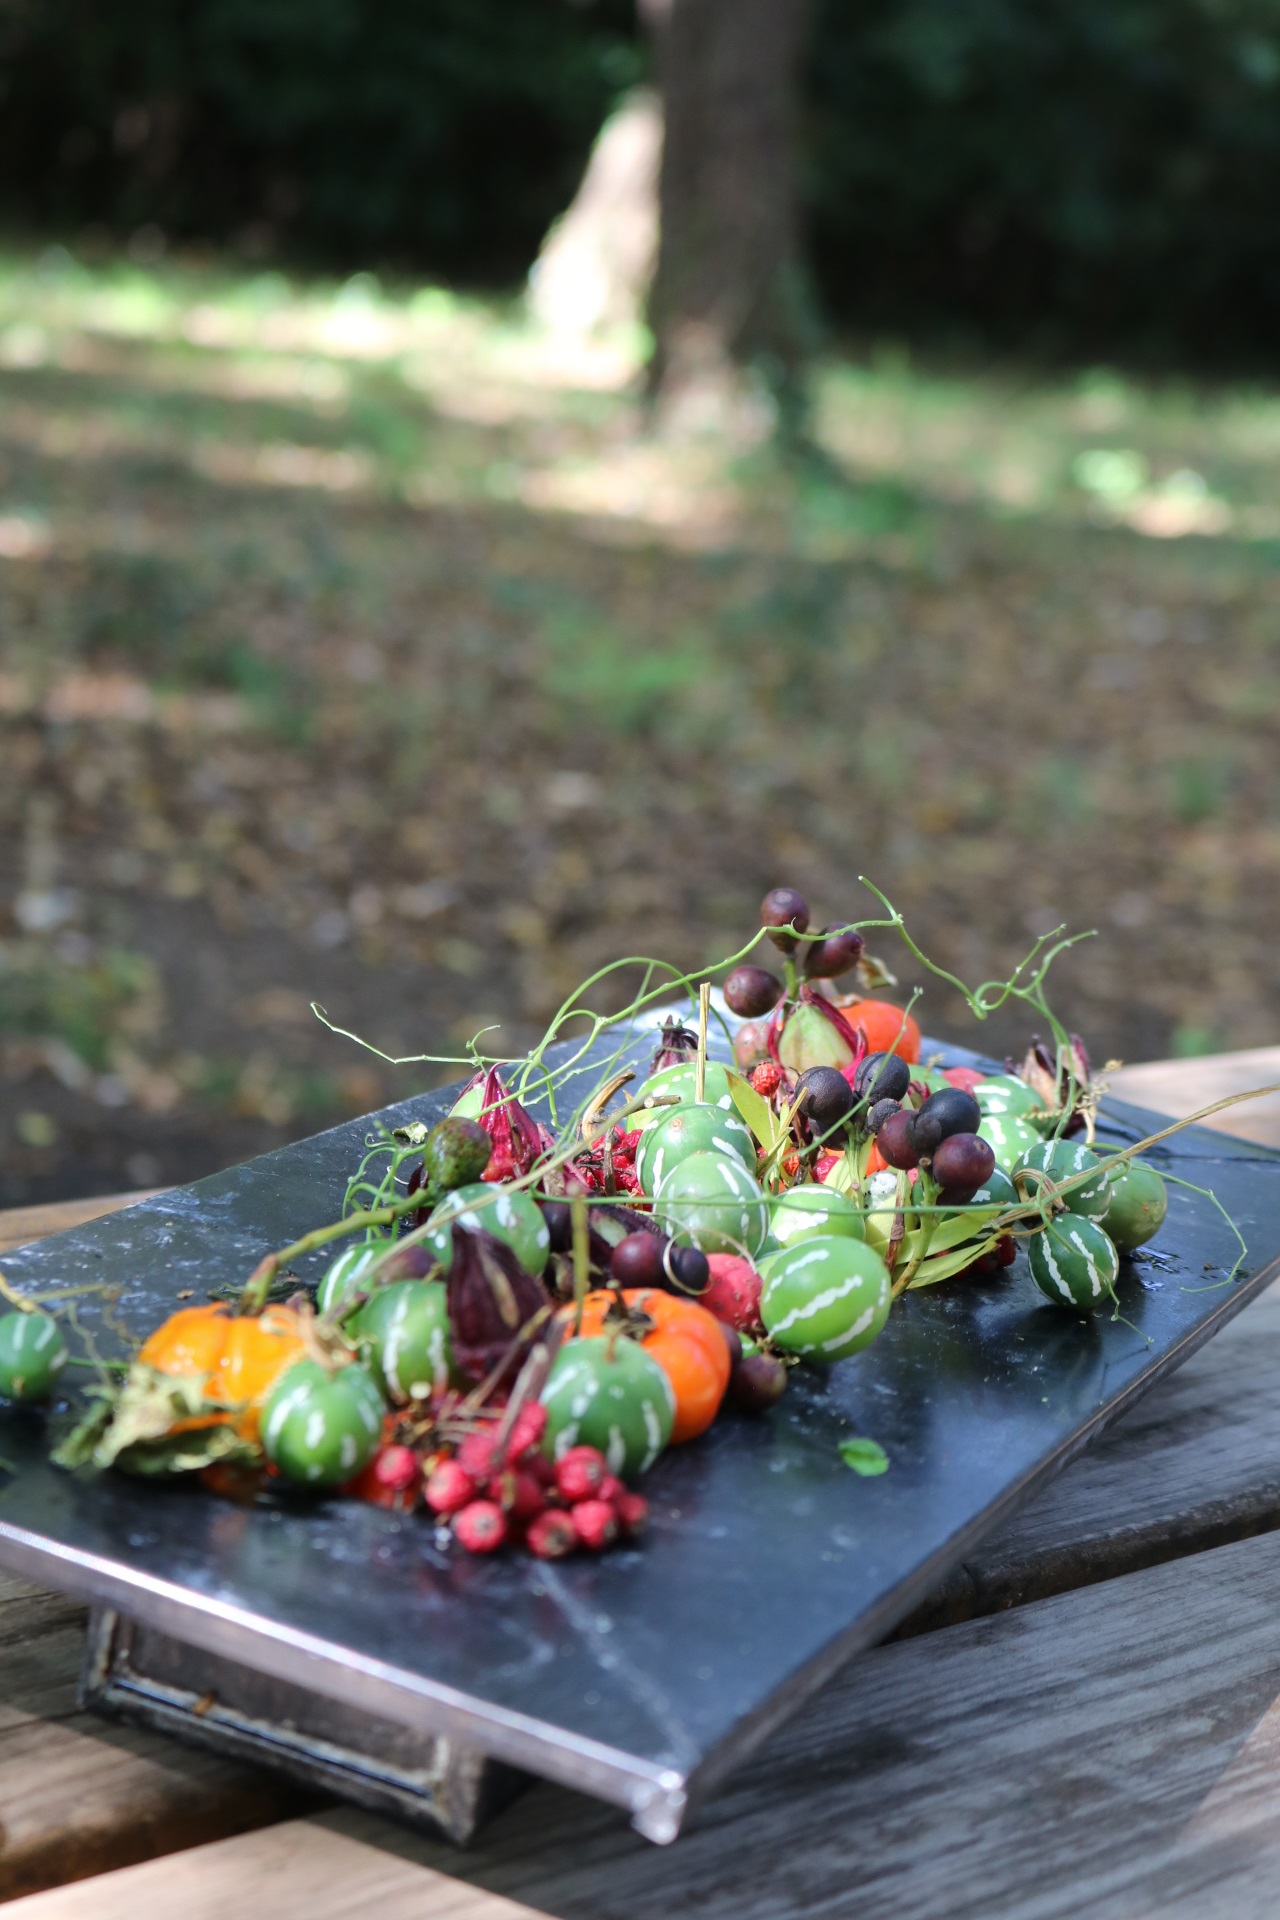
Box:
[423,1403,649,1558]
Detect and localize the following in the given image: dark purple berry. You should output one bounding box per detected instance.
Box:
[724,965,784,1019]
[802,926,865,979]
[540,1200,573,1254]
[876,1109,920,1170]
[867,1097,901,1134]
[760,887,810,954]
[795,1066,856,1131]
[855,1051,912,1104]
[932,1132,996,1194]
[611,1231,667,1288]
[730,1351,788,1413]
[667,1243,710,1295]
[914,1086,982,1143]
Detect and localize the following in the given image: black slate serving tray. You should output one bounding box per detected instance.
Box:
[0,1034,1275,1843]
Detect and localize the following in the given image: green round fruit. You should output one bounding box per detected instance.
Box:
[1015,1139,1109,1220]
[978,1112,1042,1173]
[540,1335,674,1476]
[317,1240,390,1316]
[424,1183,549,1275]
[420,1116,491,1191]
[974,1075,1043,1120]
[1027,1215,1120,1313]
[770,1184,867,1249]
[349,1280,454,1403]
[1100,1157,1168,1254]
[968,1166,1020,1210]
[261,1359,386,1486]
[0,1310,67,1401]
[635,1061,735,1125]
[657,1150,769,1256]
[636,1103,756,1196]
[759,1236,891,1364]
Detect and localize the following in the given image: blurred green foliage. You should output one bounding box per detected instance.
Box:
[808,0,1280,362]
[2,0,1280,357]
[0,0,639,282]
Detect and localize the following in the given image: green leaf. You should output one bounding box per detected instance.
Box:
[906,1236,999,1289]
[726,1069,781,1151]
[918,1206,1001,1256]
[838,1436,889,1477]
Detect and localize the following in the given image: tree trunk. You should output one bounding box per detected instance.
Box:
[647,0,815,412]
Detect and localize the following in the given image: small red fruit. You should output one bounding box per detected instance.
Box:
[345,1443,421,1510]
[597,1472,625,1506]
[502,1401,548,1463]
[750,1061,785,1099]
[615,1490,650,1539]
[489,1467,547,1525]
[527,1510,578,1559]
[457,1431,500,1483]
[703,1253,763,1332]
[572,1498,619,1551]
[453,1500,508,1553]
[555,1445,607,1503]
[425,1458,477,1516]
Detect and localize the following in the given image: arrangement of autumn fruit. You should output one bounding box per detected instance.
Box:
[0,885,1178,1562]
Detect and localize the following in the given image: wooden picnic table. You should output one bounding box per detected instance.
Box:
[4,1047,1280,1917]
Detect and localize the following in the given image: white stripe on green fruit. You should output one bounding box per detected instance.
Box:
[979,1112,1042,1171]
[1028,1214,1119,1312]
[760,1236,892,1363]
[1015,1139,1109,1219]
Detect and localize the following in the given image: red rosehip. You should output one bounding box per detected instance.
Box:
[457,1431,500,1483]
[425,1458,477,1516]
[489,1467,547,1525]
[502,1401,548,1464]
[571,1499,619,1551]
[527,1510,578,1559]
[555,1445,607,1503]
[453,1500,508,1553]
[373,1444,420,1491]
[597,1473,625,1506]
[615,1490,650,1539]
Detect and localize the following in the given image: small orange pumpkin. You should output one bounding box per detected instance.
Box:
[137,1303,308,1439]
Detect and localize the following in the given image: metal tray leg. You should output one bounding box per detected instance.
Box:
[79,1606,526,1845]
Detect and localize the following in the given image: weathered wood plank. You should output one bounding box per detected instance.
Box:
[0,1580,306,1899]
[1110,1045,1280,1147]
[253,1529,1280,1920]
[0,1192,166,1258]
[0,1819,552,1920]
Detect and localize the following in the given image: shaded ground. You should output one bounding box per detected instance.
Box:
[1,247,1278,1205]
